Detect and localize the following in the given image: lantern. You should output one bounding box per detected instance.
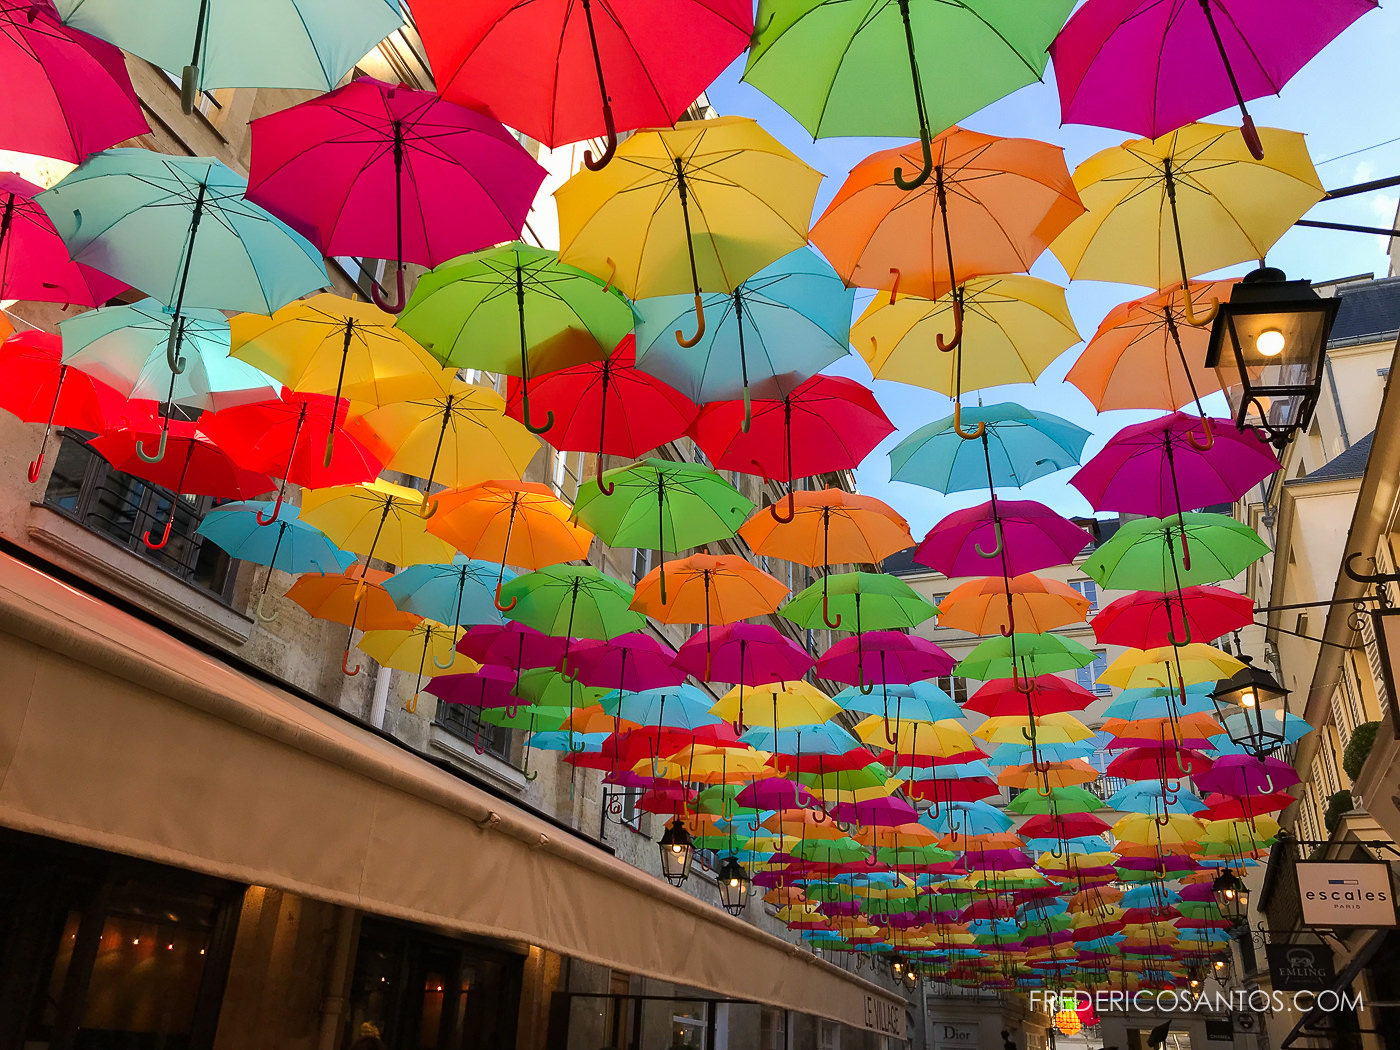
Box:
[1212,870,1249,925]
[1210,655,1292,757]
[658,819,694,885]
[715,855,750,915]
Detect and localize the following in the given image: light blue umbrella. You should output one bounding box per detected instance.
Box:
[55,0,403,112]
[38,150,327,373]
[384,557,513,642]
[1023,836,1109,855]
[1103,685,1215,720]
[888,402,1088,494]
[1121,885,1182,909]
[903,760,995,782]
[600,684,724,731]
[1108,784,1206,815]
[59,297,279,414]
[918,800,1012,836]
[527,731,607,753]
[631,248,854,420]
[833,681,961,722]
[987,741,1096,768]
[739,722,861,755]
[196,500,356,621]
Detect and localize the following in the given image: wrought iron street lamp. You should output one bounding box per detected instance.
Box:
[1213,870,1249,925]
[1210,655,1292,757]
[715,855,750,914]
[1205,266,1341,449]
[658,819,695,885]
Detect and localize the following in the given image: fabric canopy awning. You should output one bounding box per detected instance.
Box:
[0,552,904,1036]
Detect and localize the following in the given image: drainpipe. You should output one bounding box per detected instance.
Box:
[368,664,391,729]
[1325,354,1352,450]
[317,907,359,1050]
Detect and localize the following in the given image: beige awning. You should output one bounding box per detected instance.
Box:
[0,553,904,1037]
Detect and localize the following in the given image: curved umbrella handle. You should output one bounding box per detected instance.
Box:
[520,382,555,435]
[974,518,1003,559]
[858,661,875,695]
[583,101,618,171]
[1187,415,1215,452]
[936,297,963,353]
[1240,115,1265,161]
[1155,809,1172,828]
[888,268,901,305]
[165,321,187,375]
[26,451,43,484]
[1180,282,1220,328]
[341,649,361,677]
[256,488,286,526]
[524,767,540,782]
[1021,725,1036,743]
[601,257,616,295]
[432,644,456,670]
[769,489,795,524]
[821,592,842,630]
[596,454,615,496]
[1165,616,1193,648]
[1036,780,1054,799]
[893,132,933,191]
[1012,671,1036,696]
[1050,840,1064,860]
[255,593,279,623]
[419,495,439,519]
[494,581,517,613]
[883,713,898,747]
[953,402,985,441]
[135,427,169,464]
[675,293,707,348]
[142,516,173,551]
[1179,526,1192,573]
[370,264,407,314]
[1164,776,1182,794]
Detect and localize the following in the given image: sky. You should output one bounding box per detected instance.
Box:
[704,2,1400,537]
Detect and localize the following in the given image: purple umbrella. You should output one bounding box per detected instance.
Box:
[1194,754,1299,796]
[1050,0,1376,159]
[829,795,919,828]
[672,622,814,685]
[915,499,1093,578]
[564,631,684,691]
[426,664,520,708]
[735,777,817,812]
[247,76,546,311]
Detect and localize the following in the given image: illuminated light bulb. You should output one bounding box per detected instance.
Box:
[132,938,140,945]
[1240,690,1256,708]
[1257,328,1285,357]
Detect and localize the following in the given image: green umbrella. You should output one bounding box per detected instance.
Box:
[397,242,634,434]
[1082,512,1269,592]
[955,632,1096,681]
[513,668,610,709]
[878,844,959,866]
[692,784,756,818]
[479,705,572,732]
[571,458,754,603]
[782,571,937,632]
[743,0,1073,187]
[499,565,645,643]
[791,837,869,864]
[1007,786,1102,816]
[796,763,892,794]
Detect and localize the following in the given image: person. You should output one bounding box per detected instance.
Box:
[350,1021,387,1050]
[1002,1030,1017,1050]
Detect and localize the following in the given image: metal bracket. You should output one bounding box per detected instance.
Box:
[1344,553,1400,587]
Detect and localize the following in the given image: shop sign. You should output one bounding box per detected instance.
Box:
[1296,861,1397,928]
[1205,1019,1234,1042]
[865,995,905,1037]
[1265,943,1336,991]
[934,1022,979,1049]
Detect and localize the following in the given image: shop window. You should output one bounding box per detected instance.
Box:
[760,1006,788,1050]
[42,433,235,601]
[433,701,513,764]
[632,548,652,585]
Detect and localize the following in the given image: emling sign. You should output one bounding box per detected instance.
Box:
[1297,861,1397,928]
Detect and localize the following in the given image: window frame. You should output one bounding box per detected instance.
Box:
[432,701,515,766]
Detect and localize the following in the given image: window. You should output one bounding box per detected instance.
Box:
[760,1007,789,1050]
[1075,649,1112,696]
[42,433,235,600]
[1068,579,1099,611]
[632,547,652,585]
[433,702,513,764]
[934,675,969,704]
[552,449,582,500]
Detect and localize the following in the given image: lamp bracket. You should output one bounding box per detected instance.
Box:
[1344,553,1400,587]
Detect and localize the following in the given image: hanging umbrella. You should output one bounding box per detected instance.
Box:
[937,574,1091,636]
[631,554,788,627]
[359,379,541,504]
[230,294,450,465]
[358,621,481,708]
[631,247,854,417]
[711,680,839,732]
[1194,755,1299,796]
[689,375,894,520]
[0,173,128,305]
[499,564,645,641]
[195,500,357,621]
[567,633,685,692]
[37,150,328,353]
[1051,0,1375,158]
[300,479,456,572]
[382,557,511,639]
[571,458,753,603]
[739,489,912,571]
[425,664,522,711]
[1093,587,1255,650]
[502,336,698,490]
[54,0,403,111]
[890,404,1088,494]
[199,390,387,525]
[556,115,821,345]
[0,330,135,483]
[89,420,273,549]
[246,76,545,311]
[955,634,1097,683]
[397,242,633,434]
[672,623,813,686]
[284,567,422,674]
[412,0,753,165]
[975,713,1095,746]
[965,677,1096,719]
[456,624,570,678]
[914,500,1092,578]
[603,685,726,732]
[817,633,955,688]
[783,572,938,637]
[1049,125,1323,322]
[1083,513,1269,592]
[834,683,961,724]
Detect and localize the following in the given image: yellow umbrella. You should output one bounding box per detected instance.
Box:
[854,717,974,757]
[301,478,457,568]
[668,745,774,784]
[972,712,1094,745]
[710,680,839,730]
[1050,123,1324,320]
[358,380,541,500]
[357,621,481,712]
[556,115,821,344]
[1199,816,1279,849]
[1111,813,1206,847]
[1099,643,1244,690]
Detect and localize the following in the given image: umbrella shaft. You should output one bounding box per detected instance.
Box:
[673,158,701,296]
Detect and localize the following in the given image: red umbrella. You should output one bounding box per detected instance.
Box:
[0,0,149,163]
[0,173,128,306]
[904,777,1001,804]
[965,676,1096,718]
[411,0,753,166]
[199,390,388,525]
[1105,746,1213,783]
[504,335,698,492]
[0,330,142,482]
[689,375,893,522]
[247,76,545,311]
[1019,813,1113,839]
[89,421,274,550]
[1092,586,1255,649]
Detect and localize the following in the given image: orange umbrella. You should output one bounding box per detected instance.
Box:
[285,568,423,675]
[737,488,913,568]
[426,480,594,610]
[761,809,850,841]
[810,127,1083,348]
[1067,279,1249,414]
[937,573,1091,635]
[997,759,1100,790]
[631,553,787,625]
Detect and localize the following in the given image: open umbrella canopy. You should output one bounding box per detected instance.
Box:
[427,481,594,571]
[782,572,938,633]
[358,622,481,678]
[196,501,356,576]
[672,623,814,685]
[566,632,685,691]
[300,479,456,568]
[382,556,512,629]
[0,173,129,306]
[499,564,645,640]
[956,633,1097,680]
[914,500,1092,578]
[602,685,725,731]
[890,404,1088,494]
[1093,587,1255,650]
[89,420,272,501]
[738,489,912,569]
[631,554,788,626]
[937,574,1091,636]
[712,680,840,731]
[834,683,961,723]
[965,676,1096,718]
[816,632,955,686]
[573,458,753,552]
[284,568,422,633]
[1083,513,1269,591]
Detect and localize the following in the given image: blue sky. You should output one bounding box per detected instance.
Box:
[705,3,1400,536]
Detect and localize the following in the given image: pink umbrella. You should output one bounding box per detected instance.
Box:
[0,173,128,306]
[1050,0,1375,159]
[815,631,954,687]
[424,664,520,709]
[734,778,817,812]
[672,623,814,685]
[914,499,1092,578]
[1193,754,1299,796]
[829,796,919,828]
[247,76,546,312]
[455,622,571,670]
[0,1,149,163]
[564,631,685,691]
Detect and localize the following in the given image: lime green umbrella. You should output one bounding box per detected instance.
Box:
[572,458,754,602]
[1083,512,1269,592]
[499,564,645,641]
[397,242,634,434]
[514,668,610,709]
[782,571,937,632]
[743,0,1073,187]
[693,784,762,818]
[955,632,1096,680]
[796,763,892,793]
[1007,786,1102,816]
[479,705,572,732]
[879,844,959,866]
[791,837,869,864]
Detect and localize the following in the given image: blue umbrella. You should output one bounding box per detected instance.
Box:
[739,722,861,755]
[988,741,1096,768]
[1108,783,1206,815]
[1024,836,1109,855]
[888,402,1088,494]
[918,800,1012,836]
[833,681,961,723]
[632,248,853,423]
[600,684,724,731]
[903,760,996,782]
[1121,886,1182,909]
[528,731,607,753]
[195,500,355,621]
[384,557,513,647]
[55,0,403,112]
[1103,685,1215,720]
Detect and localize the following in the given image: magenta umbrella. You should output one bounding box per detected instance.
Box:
[247,76,546,312]
[829,796,919,828]
[1050,0,1376,159]
[734,777,817,811]
[564,631,685,691]
[0,172,127,306]
[816,632,954,687]
[1071,413,1279,519]
[425,664,520,709]
[455,623,570,671]
[914,499,1093,578]
[1194,754,1300,796]
[672,623,814,685]
[0,1,149,163]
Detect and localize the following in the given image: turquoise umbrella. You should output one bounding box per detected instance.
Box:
[55,0,403,113]
[195,501,356,621]
[738,722,860,755]
[1108,784,1206,815]
[1103,685,1215,720]
[38,150,327,377]
[383,556,514,646]
[631,247,854,423]
[833,681,961,722]
[601,684,724,731]
[918,800,1012,836]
